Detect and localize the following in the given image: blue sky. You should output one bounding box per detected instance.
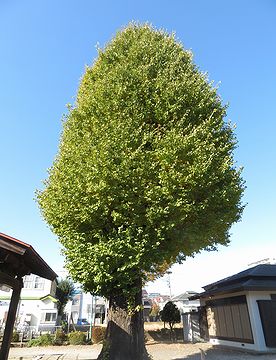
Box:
[0,0,275,293]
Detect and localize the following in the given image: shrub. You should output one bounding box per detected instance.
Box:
[54,329,67,345]
[92,326,106,343]
[27,333,53,347]
[12,331,20,342]
[160,301,181,333]
[68,331,86,345]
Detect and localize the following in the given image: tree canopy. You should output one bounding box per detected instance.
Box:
[38,23,244,301]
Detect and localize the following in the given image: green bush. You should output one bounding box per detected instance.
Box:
[27,333,53,347]
[54,329,67,345]
[68,331,86,345]
[92,326,106,343]
[12,331,19,342]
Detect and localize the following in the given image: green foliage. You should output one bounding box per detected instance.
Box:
[160,301,181,332]
[54,329,68,345]
[68,331,86,345]
[149,303,160,317]
[38,23,244,301]
[92,326,106,343]
[101,339,111,360]
[61,320,68,332]
[11,331,19,342]
[56,277,76,316]
[27,333,53,347]
[149,303,160,318]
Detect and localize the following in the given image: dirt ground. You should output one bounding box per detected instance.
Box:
[8,342,276,360]
[146,342,276,359]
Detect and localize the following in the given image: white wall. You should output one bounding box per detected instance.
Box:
[0,275,58,331]
[174,299,200,314]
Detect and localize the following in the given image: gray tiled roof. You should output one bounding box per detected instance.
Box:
[190,264,276,299]
[171,291,198,301]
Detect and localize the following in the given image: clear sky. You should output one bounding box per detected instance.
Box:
[1,0,275,295]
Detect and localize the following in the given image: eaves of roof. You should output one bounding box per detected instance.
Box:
[0,294,58,302]
[0,232,57,281]
[203,264,276,292]
[189,278,276,300]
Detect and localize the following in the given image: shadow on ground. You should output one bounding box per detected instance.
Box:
[171,347,259,360]
[147,329,183,343]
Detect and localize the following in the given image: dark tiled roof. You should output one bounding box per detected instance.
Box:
[190,264,276,299]
[204,264,276,291]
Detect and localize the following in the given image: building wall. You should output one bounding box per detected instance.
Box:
[174,299,200,314]
[21,275,56,297]
[65,293,106,325]
[0,275,58,332]
[201,291,276,353]
[246,291,276,352]
[206,294,253,343]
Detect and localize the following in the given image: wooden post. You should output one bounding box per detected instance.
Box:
[0,278,23,360]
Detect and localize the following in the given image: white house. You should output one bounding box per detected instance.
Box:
[171,291,200,314]
[0,232,57,360]
[0,274,58,333]
[149,294,171,311]
[66,292,106,326]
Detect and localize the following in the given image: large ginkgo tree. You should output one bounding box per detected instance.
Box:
[38,23,244,360]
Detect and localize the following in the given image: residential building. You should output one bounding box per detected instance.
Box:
[150,294,171,311]
[0,274,58,333]
[66,292,106,326]
[0,232,57,360]
[142,289,152,322]
[171,291,200,314]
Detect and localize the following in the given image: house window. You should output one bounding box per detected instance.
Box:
[72,298,80,305]
[23,275,45,290]
[87,304,92,313]
[44,313,57,322]
[23,275,34,289]
[34,276,45,289]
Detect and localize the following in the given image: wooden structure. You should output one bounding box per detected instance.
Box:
[0,232,57,360]
[192,264,276,353]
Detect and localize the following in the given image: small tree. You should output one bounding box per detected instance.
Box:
[149,303,160,321]
[56,277,76,321]
[160,301,181,336]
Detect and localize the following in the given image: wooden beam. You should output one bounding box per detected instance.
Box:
[0,277,23,360]
[0,239,26,255]
[0,272,22,289]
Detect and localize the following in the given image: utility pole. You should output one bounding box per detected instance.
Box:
[93,296,97,327]
[166,271,172,299]
[89,294,94,340]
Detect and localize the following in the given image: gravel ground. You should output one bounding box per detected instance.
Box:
[8,343,276,360]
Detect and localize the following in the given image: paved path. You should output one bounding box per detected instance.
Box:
[8,345,102,360]
[8,343,276,359]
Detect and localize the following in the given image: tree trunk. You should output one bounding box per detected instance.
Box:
[97,279,148,360]
[56,315,62,326]
[169,323,173,341]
